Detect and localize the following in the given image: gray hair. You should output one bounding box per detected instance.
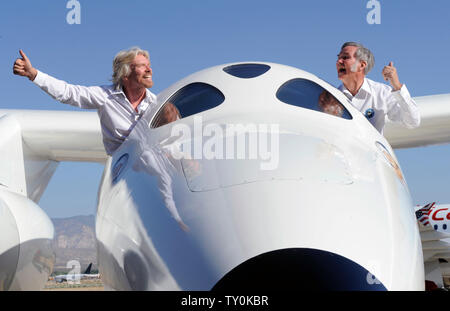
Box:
[112,47,150,90]
[341,42,375,75]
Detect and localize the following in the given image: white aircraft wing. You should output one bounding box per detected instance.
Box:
[385,94,450,149]
[0,109,106,202]
[0,109,106,163]
[0,109,105,290]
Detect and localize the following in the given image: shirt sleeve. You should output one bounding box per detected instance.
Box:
[32,70,105,109]
[385,84,421,128]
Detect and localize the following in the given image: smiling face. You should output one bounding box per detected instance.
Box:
[336,45,365,81]
[125,54,153,89]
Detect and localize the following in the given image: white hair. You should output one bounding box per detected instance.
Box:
[112,47,150,90]
[341,42,375,75]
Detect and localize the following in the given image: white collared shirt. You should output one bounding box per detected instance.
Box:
[33,70,157,155]
[338,78,420,134]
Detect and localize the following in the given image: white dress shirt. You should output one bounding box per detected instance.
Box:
[33,70,157,155]
[338,78,420,134]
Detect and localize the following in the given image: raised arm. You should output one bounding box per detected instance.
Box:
[13,50,105,109]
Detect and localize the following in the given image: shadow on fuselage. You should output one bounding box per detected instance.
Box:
[0,238,54,291]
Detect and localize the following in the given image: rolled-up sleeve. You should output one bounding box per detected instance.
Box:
[32,70,105,109]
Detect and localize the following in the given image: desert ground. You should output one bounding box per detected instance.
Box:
[43,277,104,291]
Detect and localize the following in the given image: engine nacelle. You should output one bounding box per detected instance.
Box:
[0,188,55,290]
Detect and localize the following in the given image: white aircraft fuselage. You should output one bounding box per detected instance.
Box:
[95,63,424,290]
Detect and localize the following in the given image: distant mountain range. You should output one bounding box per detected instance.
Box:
[51,215,98,273]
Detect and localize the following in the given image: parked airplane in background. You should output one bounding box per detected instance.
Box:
[414,202,450,289]
[1,62,449,290]
[53,263,100,283]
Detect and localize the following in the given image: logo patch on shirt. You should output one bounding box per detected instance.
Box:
[364,108,375,119]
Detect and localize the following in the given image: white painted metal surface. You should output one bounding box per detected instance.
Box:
[0,109,106,163]
[95,63,428,290]
[385,94,450,148]
[0,188,54,290]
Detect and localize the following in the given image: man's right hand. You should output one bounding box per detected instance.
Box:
[13,50,37,81]
[382,61,402,91]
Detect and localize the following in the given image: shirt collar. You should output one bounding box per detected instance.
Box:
[339,78,371,100]
[359,78,371,95]
[110,85,155,111]
[110,84,125,95]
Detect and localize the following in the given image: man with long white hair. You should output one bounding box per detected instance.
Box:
[13,47,156,155]
[336,42,420,134]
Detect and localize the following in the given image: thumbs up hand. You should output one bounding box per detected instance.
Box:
[382,61,402,91]
[13,50,38,81]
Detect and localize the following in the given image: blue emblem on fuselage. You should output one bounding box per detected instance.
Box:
[112,153,129,183]
[365,108,375,119]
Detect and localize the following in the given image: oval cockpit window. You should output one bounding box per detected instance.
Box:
[223,63,271,79]
[151,82,225,128]
[276,79,352,120]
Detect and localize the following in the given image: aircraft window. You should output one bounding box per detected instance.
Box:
[223,63,271,78]
[276,79,352,120]
[151,82,225,128]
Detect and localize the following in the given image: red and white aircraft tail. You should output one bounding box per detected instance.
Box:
[415,202,450,290]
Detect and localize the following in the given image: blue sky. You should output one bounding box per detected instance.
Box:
[1,0,449,218]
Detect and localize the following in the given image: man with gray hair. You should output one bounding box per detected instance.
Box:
[13,47,156,155]
[336,41,420,133]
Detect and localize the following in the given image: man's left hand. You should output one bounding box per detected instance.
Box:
[382,61,402,91]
